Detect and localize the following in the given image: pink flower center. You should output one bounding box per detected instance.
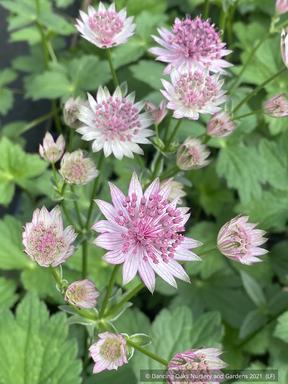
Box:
[170,17,222,62]
[175,71,220,109]
[114,192,184,263]
[29,224,65,263]
[94,97,141,141]
[89,11,124,46]
[62,160,88,183]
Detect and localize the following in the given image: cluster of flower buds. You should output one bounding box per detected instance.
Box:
[177,138,210,170]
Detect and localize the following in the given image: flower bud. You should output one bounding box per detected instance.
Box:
[161,179,186,204]
[145,100,168,125]
[176,138,210,170]
[89,332,128,373]
[39,132,65,163]
[276,0,288,15]
[207,111,235,137]
[63,97,86,129]
[60,150,99,185]
[65,279,99,309]
[217,215,267,265]
[281,28,288,68]
[263,93,288,117]
[22,206,77,267]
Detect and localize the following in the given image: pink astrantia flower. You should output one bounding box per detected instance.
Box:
[161,66,226,120]
[168,348,226,384]
[76,3,135,48]
[65,279,99,309]
[207,111,235,137]
[217,216,267,265]
[39,132,65,163]
[23,206,77,267]
[281,28,288,68]
[144,100,168,125]
[177,138,210,170]
[276,0,288,15]
[77,87,153,159]
[93,173,201,292]
[60,150,99,185]
[150,16,231,74]
[263,94,288,117]
[89,332,128,374]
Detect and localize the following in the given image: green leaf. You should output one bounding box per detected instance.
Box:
[54,0,74,7]
[0,69,17,86]
[114,308,151,335]
[129,60,165,89]
[0,137,47,204]
[25,71,72,99]
[0,293,82,384]
[0,88,14,115]
[116,0,167,14]
[274,311,288,343]
[39,12,74,35]
[216,143,264,204]
[240,271,266,307]
[239,309,268,339]
[0,216,32,269]
[0,277,18,311]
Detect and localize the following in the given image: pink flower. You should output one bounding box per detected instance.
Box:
[207,111,235,137]
[39,132,65,163]
[76,2,135,48]
[89,332,128,373]
[60,150,98,185]
[281,28,288,68]
[144,100,168,125]
[150,16,231,74]
[93,173,201,292]
[177,138,210,170]
[23,206,77,267]
[63,97,87,129]
[217,216,267,265]
[65,279,99,309]
[77,87,153,159]
[276,0,288,14]
[161,66,226,120]
[168,348,226,384]
[263,94,288,117]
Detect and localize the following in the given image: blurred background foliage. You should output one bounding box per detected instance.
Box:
[0,0,288,383]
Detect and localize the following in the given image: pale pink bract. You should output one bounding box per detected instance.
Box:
[23,206,77,267]
[39,132,65,163]
[276,0,288,15]
[76,2,135,48]
[281,28,288,68]
[89,332,128,374]
[144,100,168,125]
[150,16,231,74]
[93,173,201,292]
[161,66,226,120]
[65,279,99,309]
[177,138,210,170]
[77,87,153,159]
[263,93,288,117]
[168,348,226,384]
[207,111,235,137]
[217,215,267,265]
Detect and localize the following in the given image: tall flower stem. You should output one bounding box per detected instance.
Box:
[228,35,269,94]
[166,119,182,149]
[108,282,144,315]
[106,48,119,88]
[233,109,262,120]
[82,240,88,278]
[126,339,169,366]
[99,265,120,317]
[232,67,287,114]
[71,185,84,228]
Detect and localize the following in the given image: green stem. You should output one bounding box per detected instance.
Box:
[228,35,269,94]
[99,265,120,317]
[151,150,163,179]
[203,0,210,18]
[232,66,287,114]
[108,283,144,315]
[159,165,179,180]
[52,100,62,134]
[22,112,53,134]
[126,339,169,366]
[71,185,83,227]
[106,48,119,88]
[82,240,88,279]
[85,152,104,229]
[166,119,182,148]
[233,109,262,120]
